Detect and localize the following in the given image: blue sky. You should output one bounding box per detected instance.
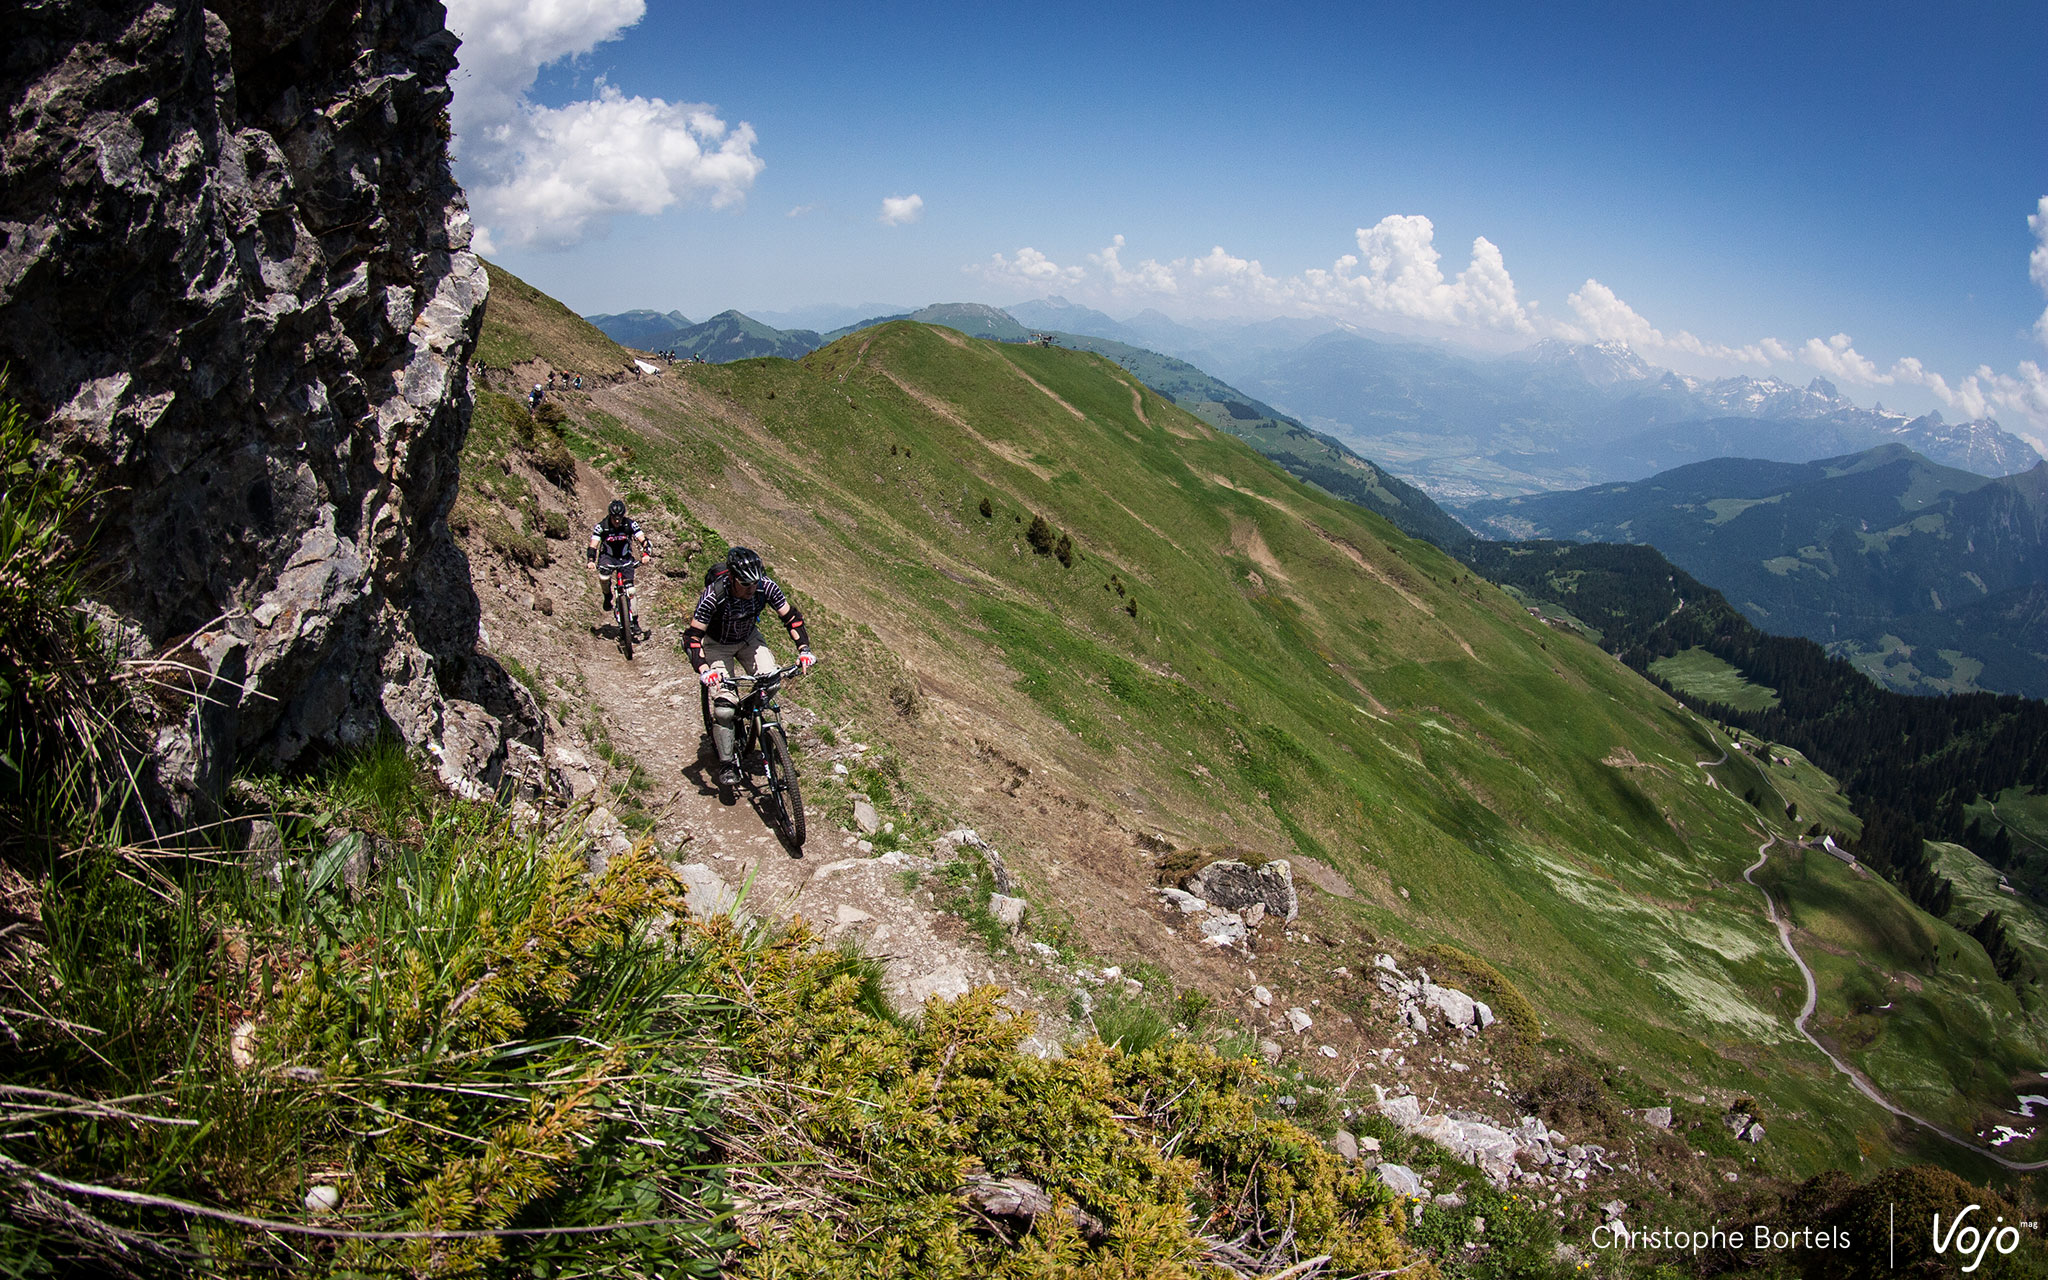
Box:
[445,0,2048,436]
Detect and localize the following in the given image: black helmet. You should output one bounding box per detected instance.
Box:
[726,546,763,586]
[606,499,626,525]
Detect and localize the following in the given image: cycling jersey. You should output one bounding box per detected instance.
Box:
[591,517,643,566]
[687,575,808,668]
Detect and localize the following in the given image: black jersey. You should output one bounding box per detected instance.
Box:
[591,517,643,565]
[691,576,793,644]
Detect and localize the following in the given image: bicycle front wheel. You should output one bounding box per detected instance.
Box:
[616,587,634,659]
[765,725,804,848]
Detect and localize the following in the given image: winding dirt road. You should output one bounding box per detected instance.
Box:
[1742,840,2048,1171]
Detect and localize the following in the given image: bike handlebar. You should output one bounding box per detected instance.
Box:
[726,662,806,685]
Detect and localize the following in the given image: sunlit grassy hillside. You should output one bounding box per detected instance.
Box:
[477,272,2048,1183]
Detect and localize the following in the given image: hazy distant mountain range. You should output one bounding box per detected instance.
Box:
[582,309,692,349]
[1229,331,2040,500]
[1465,444,2048,697]
[586,295,2040,513]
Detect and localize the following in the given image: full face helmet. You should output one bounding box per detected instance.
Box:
[607,499,626,528]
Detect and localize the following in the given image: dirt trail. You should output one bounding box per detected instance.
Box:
[1741,833,2048,1169]
[469,447,1038,1020]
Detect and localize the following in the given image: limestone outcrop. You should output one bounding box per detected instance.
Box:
[0,0,534,821]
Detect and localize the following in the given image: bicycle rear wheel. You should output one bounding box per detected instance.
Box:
[764,725,804,847]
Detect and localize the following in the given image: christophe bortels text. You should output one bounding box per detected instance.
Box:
[1591,1223,1852,1254]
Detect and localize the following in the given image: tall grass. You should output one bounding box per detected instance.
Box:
[4,748,740,1277]
[0,374,122,845]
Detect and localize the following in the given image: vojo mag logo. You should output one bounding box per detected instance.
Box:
[1932,1205,2027,1273]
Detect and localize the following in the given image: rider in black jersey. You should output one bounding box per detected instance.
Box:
[587,499,650,635]
[686,546,813,790]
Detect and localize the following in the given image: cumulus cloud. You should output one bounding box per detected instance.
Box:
[1560,280,1777,365]
[1088,235,1179,294]
[2032,196,2048,347]
[446,0,762,251]
[1801,333,1891,384]
[1297,218,1534,332]
[880,194,924,226]
[968,247,1085,289]
[949,200,2048,440]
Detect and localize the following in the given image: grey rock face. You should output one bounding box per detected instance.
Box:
[1182,858,1298,922]
[1375,1163,1423,1198]
[1,0,531,819]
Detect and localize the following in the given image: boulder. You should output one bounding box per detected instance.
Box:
[1642,1106,1673,1130]
[851,796,881,834]
[1199,913,1247,947]
[988,893,1028,930]
[1183,858,1298,922]
[1421,980,1479,1029]
[1375,1164,1423,1198]
[674,863,740,918]
[1331,1130,1360,1162]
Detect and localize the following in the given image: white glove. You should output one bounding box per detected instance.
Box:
[797,649,816,672]
[700,668,722,688]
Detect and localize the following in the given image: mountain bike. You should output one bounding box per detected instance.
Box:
[608,565,635,659]
[725,663,806,847]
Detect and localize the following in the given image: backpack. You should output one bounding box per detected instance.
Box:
[703,561,728,590]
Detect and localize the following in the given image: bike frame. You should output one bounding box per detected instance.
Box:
[726,663,802,750]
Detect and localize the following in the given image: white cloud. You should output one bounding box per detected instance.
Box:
[1561,279,1776,365]
[968,247,1085,289]
[1800,333,1891,385]
[880,194,924,226]
[2031,196,2048,347]
[446,0,762,251]
[948,201,2048,440]
[1298,218,1534,332]
[1088,235,1179,294]
[787,203,821,218]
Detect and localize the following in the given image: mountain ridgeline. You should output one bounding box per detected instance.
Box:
[524,263,2048,1190]
[1464,444,2048,699]
[585,301,1477,549]
[1459,538,2048,924]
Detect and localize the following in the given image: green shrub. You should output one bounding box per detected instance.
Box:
[695,918,1414,1278]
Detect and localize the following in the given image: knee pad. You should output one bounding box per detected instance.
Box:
[711,700,736,726]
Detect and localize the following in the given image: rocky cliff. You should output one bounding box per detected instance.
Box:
[0,0,535,821]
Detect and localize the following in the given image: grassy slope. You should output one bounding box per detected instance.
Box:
[1759,846,2046,1149]
[1651,647,1780,713]
[474,268,2048,1184]
[476,260,637,374]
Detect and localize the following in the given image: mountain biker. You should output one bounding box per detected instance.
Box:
[686,546,814,792]
[587,499,650,635]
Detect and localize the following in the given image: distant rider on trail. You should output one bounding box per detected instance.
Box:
[686,546,814,791]
[587,499,650,635]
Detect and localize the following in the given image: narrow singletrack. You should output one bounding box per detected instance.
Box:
[1742,839,2048,1170]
